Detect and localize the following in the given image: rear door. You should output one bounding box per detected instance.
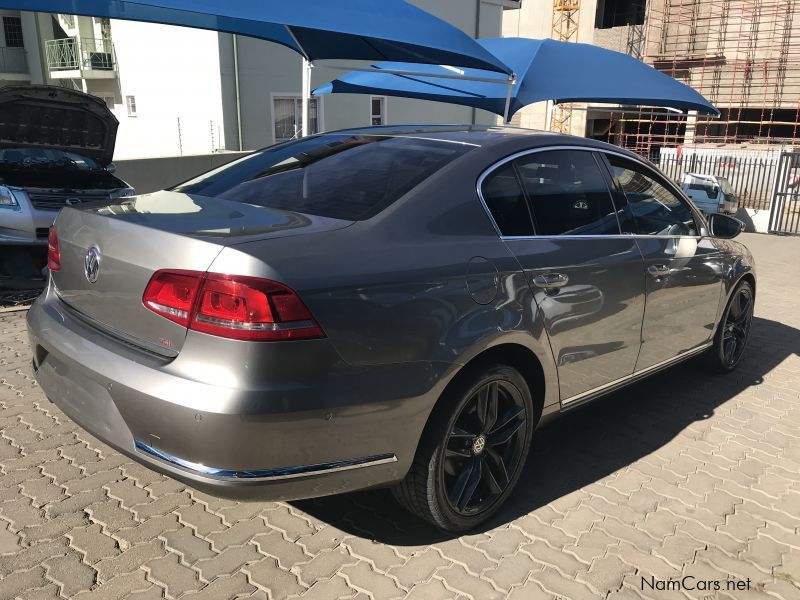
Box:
[601,154,725,371]
[480,148,646,403]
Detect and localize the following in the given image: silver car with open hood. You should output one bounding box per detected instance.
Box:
[0,85,133,289]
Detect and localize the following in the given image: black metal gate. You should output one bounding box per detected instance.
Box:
[769,152,800,234]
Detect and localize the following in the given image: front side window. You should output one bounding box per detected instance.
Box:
[515,150,620,236]
[609,156,698,236]
[173,134,473,221]
[480,163,534,236]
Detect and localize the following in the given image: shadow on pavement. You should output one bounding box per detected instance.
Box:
[293,316,800,543]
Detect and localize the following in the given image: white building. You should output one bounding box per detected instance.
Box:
[3,1,518,160]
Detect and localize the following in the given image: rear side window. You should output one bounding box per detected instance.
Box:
[480,163,534,236]
[515,150,620,236]
[173,135,473,221]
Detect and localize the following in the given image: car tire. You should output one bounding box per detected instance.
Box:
[705,280,754,372]
[392,363,535,532]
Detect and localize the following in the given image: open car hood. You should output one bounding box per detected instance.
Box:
[0,85,118,166]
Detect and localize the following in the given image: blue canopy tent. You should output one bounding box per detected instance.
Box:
[0,0,513,135]
[314,37,720,122]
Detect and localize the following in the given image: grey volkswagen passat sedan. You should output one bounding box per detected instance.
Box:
[27,126,755,532]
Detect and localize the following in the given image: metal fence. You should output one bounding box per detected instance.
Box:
[0,46,27,74]
[654,148,783,211]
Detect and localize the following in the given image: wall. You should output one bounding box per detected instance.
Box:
[113,151,249,194]
[102,20,226,159]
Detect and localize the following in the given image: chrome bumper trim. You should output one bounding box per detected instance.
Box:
[134,440,397,482]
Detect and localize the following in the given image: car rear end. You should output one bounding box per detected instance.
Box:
[26,131,476,498]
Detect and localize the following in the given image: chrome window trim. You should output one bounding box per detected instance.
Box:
[134,440,397,482]
[561,342,712,407]
[476,144,707,241]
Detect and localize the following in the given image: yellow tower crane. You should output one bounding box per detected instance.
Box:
[550,0,581,133]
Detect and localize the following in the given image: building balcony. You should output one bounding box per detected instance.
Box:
[0,46,28,78]
[45,37,117,79]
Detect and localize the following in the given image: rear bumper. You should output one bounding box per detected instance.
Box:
[26,284,448,499]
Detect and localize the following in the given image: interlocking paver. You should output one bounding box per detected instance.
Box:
[195,543,261,581]
[389,549,451,588]
[43,552,98,597]
[1,231,799,598]
[144,552,203,598]
[94,539,166,583]
[243,557,307,599]
[0,566,49,599]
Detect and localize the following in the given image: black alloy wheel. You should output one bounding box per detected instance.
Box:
[443,379,527,515]
[721,283,754,368]
[706,280,754,372]
[393,363,535,532]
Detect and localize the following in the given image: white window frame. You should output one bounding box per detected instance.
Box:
[270,93,324,144]
[125,95,137,117]
[370,95,387,126]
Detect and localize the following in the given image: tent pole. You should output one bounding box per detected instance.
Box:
[503,75,514,123]
[285,25,313,138]
[301,58,312,137]
[545,100,554,132]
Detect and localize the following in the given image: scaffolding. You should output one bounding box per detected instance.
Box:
[596,0,800,155]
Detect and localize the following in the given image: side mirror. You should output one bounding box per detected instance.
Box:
[708,212,744,239]
[106,162,116,174]
[709,185,719,199]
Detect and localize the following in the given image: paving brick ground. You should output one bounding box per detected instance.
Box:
[1,232,799,599]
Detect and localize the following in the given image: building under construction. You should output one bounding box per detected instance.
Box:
[590,0,800,155]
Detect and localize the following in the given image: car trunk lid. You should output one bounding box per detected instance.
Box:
[51,190,352,354]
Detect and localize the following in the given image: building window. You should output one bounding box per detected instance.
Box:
[126,95,137,117]
[273,96,319,142]
[3,16,24,47]
[96,93,115,109]
[371,96,386,126]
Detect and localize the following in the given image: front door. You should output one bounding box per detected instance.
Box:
[480,149,646,402]
[602,154,725,371]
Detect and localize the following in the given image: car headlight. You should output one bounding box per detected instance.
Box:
[0,185,19,209]
[110,187,136,200]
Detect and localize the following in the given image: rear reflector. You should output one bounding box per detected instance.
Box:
[47,227,61,271]
[143,270,324,341]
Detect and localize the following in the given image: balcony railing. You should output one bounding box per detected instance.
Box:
[0,46,27,74]
[45,37,116,72]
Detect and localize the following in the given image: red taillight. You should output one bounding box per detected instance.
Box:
[142,270,202,327]
[142,270,324,341]
[47,227,61,271]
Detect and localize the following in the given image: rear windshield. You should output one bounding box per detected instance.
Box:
[173,134,474,220]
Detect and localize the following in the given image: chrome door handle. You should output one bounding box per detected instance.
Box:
[533,273,569,289]
[648,264,670,278]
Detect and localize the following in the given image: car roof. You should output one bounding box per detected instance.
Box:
[315,124,640,158]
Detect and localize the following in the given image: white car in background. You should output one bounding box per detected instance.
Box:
[681,173,739,216]
[0,85,133,290]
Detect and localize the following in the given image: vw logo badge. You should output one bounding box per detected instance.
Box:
[84,246,101,284]
[65,197,82,206]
